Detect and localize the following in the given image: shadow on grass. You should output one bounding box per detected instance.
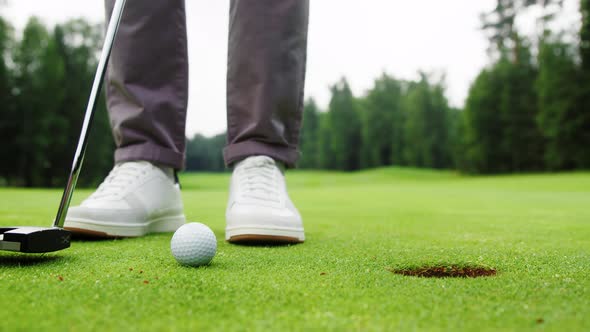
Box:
[71,232,174,242]
[229,242,296,248]
[70,233,121,242]
[0,254,69,267]
[227,235,304,247]
[174,260,230,271]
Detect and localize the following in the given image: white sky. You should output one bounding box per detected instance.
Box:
[2,0,581,137]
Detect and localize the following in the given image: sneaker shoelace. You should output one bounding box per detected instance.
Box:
[236,156,280,202]
[89,162,149,200]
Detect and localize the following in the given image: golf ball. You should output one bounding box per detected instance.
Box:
[170,222,217,266]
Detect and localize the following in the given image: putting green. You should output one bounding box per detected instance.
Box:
[1,168,589,330]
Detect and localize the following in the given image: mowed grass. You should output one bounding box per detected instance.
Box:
[0,168,589,331]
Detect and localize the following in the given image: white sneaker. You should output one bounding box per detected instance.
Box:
[225,155,304,244]
[64,161,186,237]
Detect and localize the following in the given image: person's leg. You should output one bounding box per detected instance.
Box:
[224,0,310,244]
[64,0,189,237]
[106,0,189,170]
[224,0,309,168]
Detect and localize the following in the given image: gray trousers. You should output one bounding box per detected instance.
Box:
[105,0,309,169]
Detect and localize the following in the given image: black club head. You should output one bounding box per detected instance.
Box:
[0,227,71,253]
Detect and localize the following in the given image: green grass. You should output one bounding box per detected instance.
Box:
[1,168,589,331]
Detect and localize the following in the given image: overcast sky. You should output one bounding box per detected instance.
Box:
[3,0,580,137]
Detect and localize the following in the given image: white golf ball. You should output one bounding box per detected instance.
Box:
[170,222,217,266]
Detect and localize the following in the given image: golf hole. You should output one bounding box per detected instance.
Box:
[388,265,497,278]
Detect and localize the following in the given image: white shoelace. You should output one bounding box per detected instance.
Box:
[89,162,149,200]
[236,156,280,202]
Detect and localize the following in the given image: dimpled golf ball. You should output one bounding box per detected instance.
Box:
[171,222,217,266]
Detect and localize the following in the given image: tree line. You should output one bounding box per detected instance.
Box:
[0,16,114,187]
[2,1,590,187]
[299,74,460,171]
[459,0,590,172]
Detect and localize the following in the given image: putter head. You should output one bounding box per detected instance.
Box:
[0,227,71,253]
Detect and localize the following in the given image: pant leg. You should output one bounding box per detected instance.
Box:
[224,0,310,168]
[105,0,189,170]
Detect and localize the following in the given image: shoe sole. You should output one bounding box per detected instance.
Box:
[64,215,186,238]
[226,226,304,244]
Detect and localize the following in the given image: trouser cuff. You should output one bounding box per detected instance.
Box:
[223,141,299,168]
[114,142,184,170]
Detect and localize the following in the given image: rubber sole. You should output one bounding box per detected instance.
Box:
[225,226,305,244]
[64,215,186,238]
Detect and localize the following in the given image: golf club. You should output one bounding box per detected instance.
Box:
[0,0,127,254]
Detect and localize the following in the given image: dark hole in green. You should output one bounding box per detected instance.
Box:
[388,265,497,278]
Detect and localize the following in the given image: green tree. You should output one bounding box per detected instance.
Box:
[575,0,590,167]
[462,67,505,173]
[446,107,464,170]
[361,73,403,168]
[429,81,453,168]
[3,18,112,187]
[327,79,361,171]
[402,74,451,169]
[483,0,563,58]
[463,41,543,174]
[536,35,579,169]
[299,98,320,168]
[317,111,334,169]
[185,133,226,172]
[464,0,567,174]
[13,17,66,186]
[0,17,15,182]
[498,39,544,172]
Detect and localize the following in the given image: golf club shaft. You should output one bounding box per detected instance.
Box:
[53,0,127,228]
